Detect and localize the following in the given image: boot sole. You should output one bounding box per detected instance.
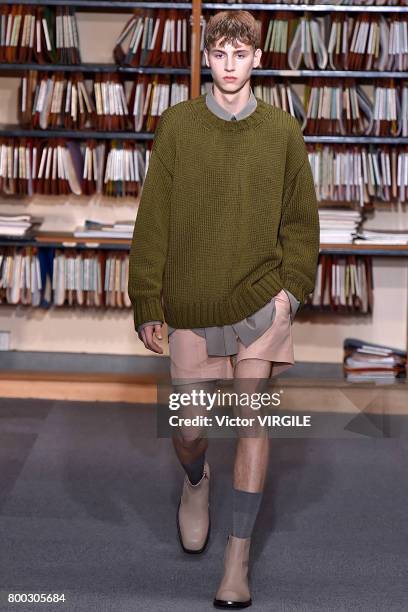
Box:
[176,499,211,554]
[213,598,252,609]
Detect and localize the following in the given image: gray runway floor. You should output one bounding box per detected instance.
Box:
[0,398,406,612]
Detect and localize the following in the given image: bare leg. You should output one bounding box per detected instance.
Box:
[233,358,272,493]
[171,380,216,467]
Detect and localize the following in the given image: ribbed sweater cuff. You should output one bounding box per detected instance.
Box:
[132,298,164,331]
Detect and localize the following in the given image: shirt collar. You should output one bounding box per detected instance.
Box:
[205,84,257,121]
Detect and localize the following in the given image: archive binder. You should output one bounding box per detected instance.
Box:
[0,245,133,309]
[94,73,130,131]
[0,137,150,197]
[114,8,190,68]
[22,71,94,130]
[19,70,189,133]
[0,4,81,64]
[128,73,189,132]
[0,246,42,306]
[306,254,374,313]
[258,11,296,70]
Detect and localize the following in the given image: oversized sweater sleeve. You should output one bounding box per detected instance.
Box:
[127,108,175,330]
[278,116,320,305]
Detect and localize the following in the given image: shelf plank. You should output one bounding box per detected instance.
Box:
[202,3,408,12]
[0,64,191,74]
[201,68,408,79]
[1,235,408,256]
[0,127,154,140]
[3,1,192,8]
[2,64,408,79]
[1,127,407,144]
[3,1,408,11]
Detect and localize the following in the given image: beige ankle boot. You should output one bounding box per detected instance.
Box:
[213,534,252,609]
[177,461,210,553]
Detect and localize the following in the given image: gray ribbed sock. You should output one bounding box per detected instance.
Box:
[181,453,205,485]
[232,487,263,538]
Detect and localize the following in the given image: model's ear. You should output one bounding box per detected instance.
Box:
[203,48,210,68]
[253,48,262,68]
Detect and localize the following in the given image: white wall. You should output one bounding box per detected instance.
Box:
[0,11,407,362]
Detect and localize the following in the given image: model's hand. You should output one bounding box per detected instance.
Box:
[139,323,163,354]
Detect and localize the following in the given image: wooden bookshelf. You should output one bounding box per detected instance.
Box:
[1,0,408,364]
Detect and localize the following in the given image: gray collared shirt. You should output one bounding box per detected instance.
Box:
[138,85,300,356]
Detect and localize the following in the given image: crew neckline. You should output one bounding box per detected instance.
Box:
[191,93,270,131]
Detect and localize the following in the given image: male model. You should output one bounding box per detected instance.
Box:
[128,10,320,609]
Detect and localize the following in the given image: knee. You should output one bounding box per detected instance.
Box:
[175,428,205,447]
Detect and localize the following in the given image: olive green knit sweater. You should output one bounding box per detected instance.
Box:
[128,94,320,331]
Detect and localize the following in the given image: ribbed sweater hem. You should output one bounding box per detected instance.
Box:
[162,268,283,328]
[279,276,310,304]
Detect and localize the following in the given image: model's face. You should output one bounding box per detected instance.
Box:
[204,40,262,93]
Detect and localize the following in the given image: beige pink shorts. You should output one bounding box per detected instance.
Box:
[168,289,295,384]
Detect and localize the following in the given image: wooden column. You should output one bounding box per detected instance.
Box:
[190,0,202,98]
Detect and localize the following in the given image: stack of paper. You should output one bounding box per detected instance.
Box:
[0,214,43,238]
[319,208,362,244]
[73,219,135,239]
[343,338,406,382]
[353,214,408,244]
[354,229,408,245]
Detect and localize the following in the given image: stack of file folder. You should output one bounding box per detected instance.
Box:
[0,214,43,238]
[343,337,407,381]
[73,219,134,239]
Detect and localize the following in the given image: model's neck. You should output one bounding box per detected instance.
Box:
[211,83,252,116]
